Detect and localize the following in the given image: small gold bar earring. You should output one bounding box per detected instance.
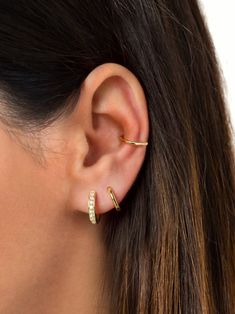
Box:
[107,186,121,211]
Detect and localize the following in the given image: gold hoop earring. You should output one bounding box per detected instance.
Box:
[107,186,121,211]
[119,134,148,146]
[88,190,101,224]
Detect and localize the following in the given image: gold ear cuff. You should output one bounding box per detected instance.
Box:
[119,134,148,146]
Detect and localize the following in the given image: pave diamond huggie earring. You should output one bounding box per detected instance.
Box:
[87,134,148,224]
[88,190,101,224]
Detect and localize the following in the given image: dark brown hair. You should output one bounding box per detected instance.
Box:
[0,0,234,313]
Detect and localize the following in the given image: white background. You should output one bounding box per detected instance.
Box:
[199,0,235,141]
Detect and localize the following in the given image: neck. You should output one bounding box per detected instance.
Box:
[0,211,111,314]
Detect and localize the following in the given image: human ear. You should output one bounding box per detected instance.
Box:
[66,63,149,216]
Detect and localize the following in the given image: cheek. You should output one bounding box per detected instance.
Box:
[0,127,65,246]
[0,127,68,297]
[0,129,44,230]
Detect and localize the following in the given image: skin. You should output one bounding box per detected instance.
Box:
[0,63,149,314]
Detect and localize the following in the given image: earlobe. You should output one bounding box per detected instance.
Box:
[66,63,149,221]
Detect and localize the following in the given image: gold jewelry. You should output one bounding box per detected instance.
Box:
[119,134,148,146]
[88,190,101,224]
[107,186,121,211]
[88,134,147,224]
